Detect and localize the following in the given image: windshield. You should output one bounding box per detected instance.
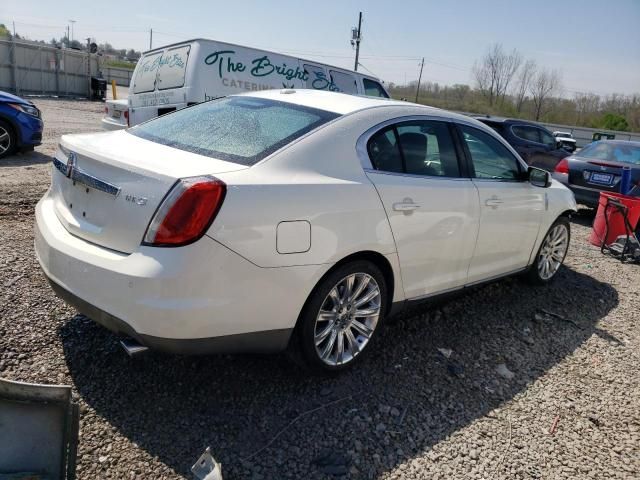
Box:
[128,96,339,165]
[579,142,640,165]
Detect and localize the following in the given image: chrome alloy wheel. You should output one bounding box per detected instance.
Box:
[314,273,381,366]
[538,223,569,280]
[0,125,10,155]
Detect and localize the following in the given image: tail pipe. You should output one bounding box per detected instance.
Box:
[119,338,149,357]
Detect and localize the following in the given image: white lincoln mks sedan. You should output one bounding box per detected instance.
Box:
[35,90,576,372]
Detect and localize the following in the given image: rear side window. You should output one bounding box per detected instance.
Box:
[512,125,540,143]
[363,79,389,98]
[128,96,339,165]
[460,125,522,180]
[368,120,460,177]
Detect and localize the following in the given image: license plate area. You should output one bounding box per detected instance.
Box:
[111,110,121,119]
[589,172,613,185]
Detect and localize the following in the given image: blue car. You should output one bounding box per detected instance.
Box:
[0,91,43,159]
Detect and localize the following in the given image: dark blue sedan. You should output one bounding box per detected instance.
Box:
[0,91,43,159]
[552,140,640,207]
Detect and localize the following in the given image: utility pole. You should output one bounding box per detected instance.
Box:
[69,19,76,42]
[66,26,70,46]
[415,57,425,103]
[351,12,362,71]
[149,28,153,50]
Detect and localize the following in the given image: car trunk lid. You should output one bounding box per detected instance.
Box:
[569,156,639,192]
[51,130,247,253]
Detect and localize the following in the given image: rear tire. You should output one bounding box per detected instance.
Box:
[526,216,571,285]
[0,119,17,159]
[295,261,387,373]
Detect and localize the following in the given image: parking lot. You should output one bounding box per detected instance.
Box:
[1,98,638,479]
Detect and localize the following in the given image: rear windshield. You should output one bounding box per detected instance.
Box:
[579,142,640,165]
[128,96,340,165]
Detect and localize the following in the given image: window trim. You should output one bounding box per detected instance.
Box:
[357,115,466,180]
[455,123,528,183]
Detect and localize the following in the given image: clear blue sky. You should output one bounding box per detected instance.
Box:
[3,0,639,96]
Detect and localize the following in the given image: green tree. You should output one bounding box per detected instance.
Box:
[601,113,629,131]
[0,24,11,38]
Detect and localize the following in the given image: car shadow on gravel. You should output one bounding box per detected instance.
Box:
[1,150,51,167]
[59,266,617,479]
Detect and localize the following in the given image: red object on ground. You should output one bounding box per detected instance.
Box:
[589,192,640,246]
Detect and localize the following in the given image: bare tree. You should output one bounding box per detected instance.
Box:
[530,69,562,121]
[574,92,600,124]
[473,43,522,106]
[514,59,536,113]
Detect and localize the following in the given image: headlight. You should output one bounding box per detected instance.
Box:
[8,103,41,118]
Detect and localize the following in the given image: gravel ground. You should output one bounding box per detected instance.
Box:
[1,99,639,479]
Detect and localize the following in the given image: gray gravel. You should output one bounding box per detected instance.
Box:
[1,99,639,479]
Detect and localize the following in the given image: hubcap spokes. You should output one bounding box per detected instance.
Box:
[0,127,9,154]
[538,224,569,280]
[314,273,381,366]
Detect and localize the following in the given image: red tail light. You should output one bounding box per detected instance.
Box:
[104,106,109,114]
[124,110,130,127]
[143,176,226,247]
[554,158,570,174]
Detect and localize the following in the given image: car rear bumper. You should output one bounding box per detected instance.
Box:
[101,116,127,131]
[35,194,328,354]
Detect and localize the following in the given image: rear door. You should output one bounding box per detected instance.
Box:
[457,123,544,283]
[364,118,479,299]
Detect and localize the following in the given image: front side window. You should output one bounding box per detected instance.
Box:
[129,96,339,165]
[538,128,556,148]
[367,120,460,177]
[362,79,389,98]
[460,125,523,180]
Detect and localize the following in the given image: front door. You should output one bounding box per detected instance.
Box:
[457,123,545,283]
[364,119,480,299]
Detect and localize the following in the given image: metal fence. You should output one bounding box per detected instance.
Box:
[102,66,134,87]
[538,122,640,148]
[0,39,100,97]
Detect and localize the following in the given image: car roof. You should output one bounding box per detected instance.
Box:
[474,116,544,127]
[232,89,481,124]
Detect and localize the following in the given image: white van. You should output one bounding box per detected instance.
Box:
[101,38,390,130]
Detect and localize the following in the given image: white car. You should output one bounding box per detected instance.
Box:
[35,90,576,372]
[553,131,577,152]
[101,99,129,130]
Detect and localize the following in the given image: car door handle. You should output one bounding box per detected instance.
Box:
[393,200,421,212]
[485,196,503,209]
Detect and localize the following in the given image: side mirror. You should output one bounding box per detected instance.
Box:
[529,167,551,188]
[556,140,564,149]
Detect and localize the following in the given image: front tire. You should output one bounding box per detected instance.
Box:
[296,261,387,373]
[0,119,17,159]
[527,216,571,284]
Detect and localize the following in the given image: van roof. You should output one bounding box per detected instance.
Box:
[142,38,382,82]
